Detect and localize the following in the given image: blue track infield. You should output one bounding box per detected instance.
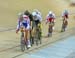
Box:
[16,36,75,58]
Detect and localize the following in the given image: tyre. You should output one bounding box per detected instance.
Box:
[61,22,67,32]
[61,24,65,32]
[38,30,42,44]
[35,31,39,46]
[20,32,25,52]
[21,37,25,52]
[35,27,42,46]
[48,25,53,37]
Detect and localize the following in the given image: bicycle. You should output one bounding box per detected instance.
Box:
[48,22,54,37]
[35,23,42,46]
[29,28,34,46]
[20,27,28,52]
[32,23,42,46]
[61,19,68,32]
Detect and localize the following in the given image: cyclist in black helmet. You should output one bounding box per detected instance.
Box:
[24,10,34,45]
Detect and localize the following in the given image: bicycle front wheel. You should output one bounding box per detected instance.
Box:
[20,32,25,52]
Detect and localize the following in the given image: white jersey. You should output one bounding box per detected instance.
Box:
[32,12,42,22]
[35,14,42,22]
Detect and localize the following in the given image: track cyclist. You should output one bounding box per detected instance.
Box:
[24,10,34,45]
[32,9,42,43]
[32,9,42,32]
[46,11,56,36]
[16,12,31,48]
[61,9,69,31]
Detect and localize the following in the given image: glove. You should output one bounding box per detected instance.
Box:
[16,29,19,34]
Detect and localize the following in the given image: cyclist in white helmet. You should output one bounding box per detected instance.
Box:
[62,9,69,20]
[32,10,42,28]
[32,10,42,42]
[61,9,69,31]
[46,11,56,36]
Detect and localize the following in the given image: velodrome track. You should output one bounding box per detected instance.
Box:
[0,18,74,58]
[0,0,75,58]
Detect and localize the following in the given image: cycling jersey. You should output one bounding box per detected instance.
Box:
[46,14,55,23]
[16,15,30,30]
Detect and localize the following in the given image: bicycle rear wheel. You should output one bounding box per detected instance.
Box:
[35,30,39,46]
[38,28,42,44]
[35,27,42,46]
[61,23,67,32]
[48,26,53,37]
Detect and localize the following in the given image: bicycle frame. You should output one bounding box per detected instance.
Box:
[61,18,68,32]
[48,22,53,37]
[33,23,42,46]
[20,28,29,52]
[20,31,25,52]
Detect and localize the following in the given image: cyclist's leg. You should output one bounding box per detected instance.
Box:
[24,25,31,48]
[48,22,53,36]
[29,21,33,45]
[38,22,42,44]
[32,21,36,41]
[31,21,35,44]
[30,28,34,45]
[32,21,38,37]
[20,26,25,51]
[38,23,42,35]
[64,20,68,31]
[32,20,39,45]
[52,22,55,30]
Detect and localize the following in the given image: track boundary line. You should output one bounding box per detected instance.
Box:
[12,27,75,58]
[0,27,74,53]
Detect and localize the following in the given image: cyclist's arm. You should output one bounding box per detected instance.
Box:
[46,15,49,24]
[16,20,21,33]
[38,14,42,22]
[53,14,56,23]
